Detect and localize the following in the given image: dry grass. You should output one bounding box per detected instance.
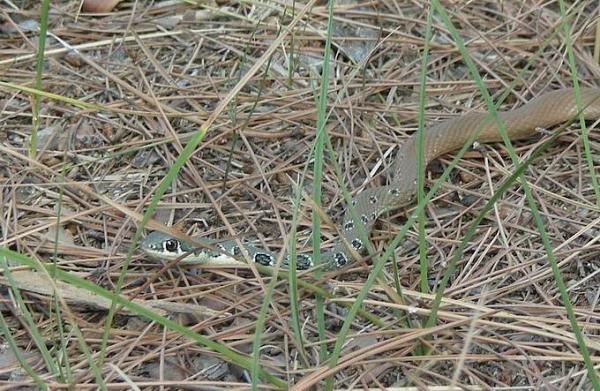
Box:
[0,0,599,389]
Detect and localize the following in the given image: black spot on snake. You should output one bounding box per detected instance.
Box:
[344,221,354,230]
[254,253,274,266]
[232,246,241,256]
[297,254,312,270]
[351,239,362,250]
[369,196,378,204]
[282,254,312,270]
[361,215,369,224]
[334,252,348,267]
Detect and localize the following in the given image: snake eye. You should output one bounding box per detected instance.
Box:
[164,239,180,253]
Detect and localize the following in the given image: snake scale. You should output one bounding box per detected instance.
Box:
[141,88,600,270]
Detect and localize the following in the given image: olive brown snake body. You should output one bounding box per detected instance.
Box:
[141,88,600,270]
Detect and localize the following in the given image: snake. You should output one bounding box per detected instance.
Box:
[141,88,600,270]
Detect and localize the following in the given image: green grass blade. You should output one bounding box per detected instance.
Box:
[49,172,72,384]
[313,0,336,368]
[0,310,47,389]
[0,261,60,378]
[29,0,50,159]
[72,324,106,390]
[253,263,385,327]
[557,0,600,207]
[250,268,288,389]
[416,7,434,295]
[249,16,303,389]
[0,248,288,389]
[430,1,599,388]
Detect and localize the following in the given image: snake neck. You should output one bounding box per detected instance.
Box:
[321,141,419,269]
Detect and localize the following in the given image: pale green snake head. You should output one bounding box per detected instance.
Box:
[140,232,207,261]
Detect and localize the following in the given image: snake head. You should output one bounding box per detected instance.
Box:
[140,231,194,260]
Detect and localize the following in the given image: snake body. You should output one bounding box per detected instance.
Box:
[141,88,600,270]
